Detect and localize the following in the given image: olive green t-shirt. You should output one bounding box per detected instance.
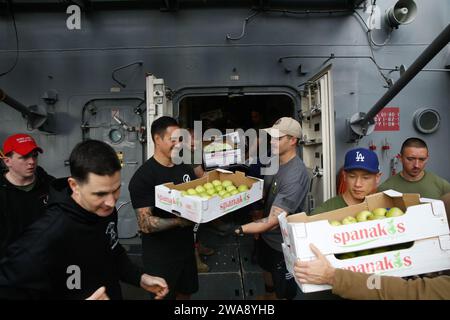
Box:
[311,195,348,215]
[378,171,450,199]
[14,180,36,192]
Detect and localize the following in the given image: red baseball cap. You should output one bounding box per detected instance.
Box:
[3,134,43,156]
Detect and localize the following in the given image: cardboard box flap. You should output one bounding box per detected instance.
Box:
[440,235,450,250]
[402,193,421,208]
[381,189,403,197]
[288,191,425,225]
[365,191,420,212]
[430,200,447,218]
[214,168,233,174]
[311,203,367,222]
[287,203,367,223]
[377,190,421,207]
[365,192,407,211]
[216,170,258,188]
[420,197,438,203]
[159,169,260,193]
[163,182,175,189]
[232,171,246,179]
[166,175,209,191]
[285,212,308,223]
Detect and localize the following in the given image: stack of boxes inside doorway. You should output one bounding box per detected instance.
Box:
[279,190,450,293]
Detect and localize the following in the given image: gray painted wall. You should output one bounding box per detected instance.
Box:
[1,0,449,182]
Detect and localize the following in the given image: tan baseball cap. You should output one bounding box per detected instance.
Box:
[263,117,302,138]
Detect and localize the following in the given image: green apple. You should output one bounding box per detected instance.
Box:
[372,246,390,254]
[386,207,405,218]
[357,249,372,257]
[199,193,210,199]
[368,215,386,220]
[203,182,214,190]
[356,210,373,222]
[218,190,227,197]
[212,180,222,187]
[207,188,217,196]
[337,252,357,260]
[222,192,231,199]
[187,188,197,196]
[372,207,387,217]
[391,241,413,250]
[342,216,357,225]
[230,189,239,196]
[329,220,342,226]
[238,184,249,192]
[225,185,237,192]
[222,180,233,188]
[195,185,206,194]
[215,185,224,192]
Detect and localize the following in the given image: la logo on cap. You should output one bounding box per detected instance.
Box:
[355,151,365,162]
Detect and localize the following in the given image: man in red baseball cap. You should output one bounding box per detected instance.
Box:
[1,133,54,258]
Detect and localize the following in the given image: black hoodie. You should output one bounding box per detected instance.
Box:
[0,178,143,300]
[0,166,54,258]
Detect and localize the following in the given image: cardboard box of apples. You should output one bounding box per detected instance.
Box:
[279,190,450,293]
[155,169,263,223]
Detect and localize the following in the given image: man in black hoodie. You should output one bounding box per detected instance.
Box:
[0,140,168,300]
[0,134,54,259]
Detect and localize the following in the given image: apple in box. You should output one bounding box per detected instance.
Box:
[372,207,387,217]
[356,210,373,222]
[341,216,357,225]
[180,179,250,200]
[212,180,222,187]
[329,207,404,226]
[204,182,214,190]
[386,207,405,217]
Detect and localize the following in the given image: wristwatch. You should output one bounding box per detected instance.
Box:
[235,225,244,237]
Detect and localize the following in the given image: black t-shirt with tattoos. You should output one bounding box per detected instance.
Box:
[129,157,196,262]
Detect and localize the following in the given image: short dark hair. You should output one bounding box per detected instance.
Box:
[401,137,428,154]
[69,140,121,184]
[151,116,179,142]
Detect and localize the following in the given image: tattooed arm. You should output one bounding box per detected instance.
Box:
[135,207,192,234]
[237,205,286,235]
